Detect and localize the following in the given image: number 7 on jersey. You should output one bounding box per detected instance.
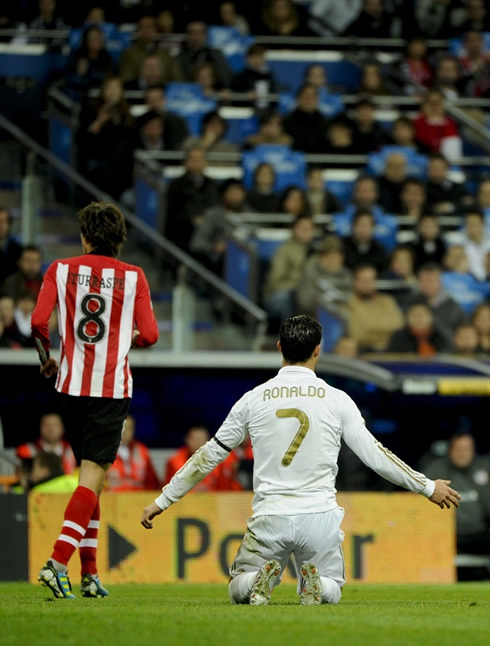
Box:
[276,408,310,466]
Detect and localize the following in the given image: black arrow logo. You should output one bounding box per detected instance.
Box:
[108,525,137,570]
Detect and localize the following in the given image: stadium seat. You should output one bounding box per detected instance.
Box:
[68,24,131,63]
[219,106,259,145]
[367,146,428,179]
[277,88,344,119]
[164,83,217,136]
[441,272,489,315]
[207,26,253,73]
[242,145,306,192]
[333,206,399,252]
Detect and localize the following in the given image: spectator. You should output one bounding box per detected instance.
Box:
[106,416,159,491]
[343,0,395,38]
[324,117,357,156]
[231,44,277,109]
[446,208,490,281]
[350,176,382,212]
[382,244,417,308]
[476,178,490,213]
[452,323,483,357]
[190,179,248,275]
[308,0,363,36]
[1,244,43,301]
[164,425,242,490]
[28,453,78,493]
[303,64,330,92]
[140,85,189,150]
[16,412,76,475]
[277,186,311,218]
[389,116,427,152]
[263,214,316,328]
[296,235,351,317]
[425,153,468,215]
[415,0,459,39]
[0,207,22,286]
[357,61,394,97]
[219,2,250,35]
[119,15,182,85]
[376,152,409,213]
[456,0,490,34]
[305,167,342,215]
[259,0,313,37]
[350,98,389,154]
[414,89,462,159]
[244,110,293,148]
[28,0,68,49]
[424,433,490,576]
[0,295,23,347]
[165,147,220,252]
[459,30,490,98]
[124,53,172,92]
[408,262,466,339]
[247,163,280,213]
[408,213,447,269]
[433,54,467,100]
[155,9,180,50]
[347,263,404,352]
[63,25,114,99]
[177,21,232,88]
[342,210,389,273]
[399,178,428,219]
[398,37,433,96]
[182,110,238,158]
[282,83,329,153]
[387,300,452,354]
[191,61,228,97]
[471,303,490,353]
[76,76,133,196]
[332,335,360,358]
[13,291,36,347]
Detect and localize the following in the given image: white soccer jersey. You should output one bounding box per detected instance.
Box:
[156,366,435,515]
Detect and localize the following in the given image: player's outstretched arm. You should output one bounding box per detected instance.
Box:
[141,502,163,529]
[429,479,461,509]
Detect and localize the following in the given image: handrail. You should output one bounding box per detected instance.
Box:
[0,113,267,324]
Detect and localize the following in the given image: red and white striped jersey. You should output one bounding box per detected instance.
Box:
[31,253,159,398]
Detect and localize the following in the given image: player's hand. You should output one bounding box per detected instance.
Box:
[131,330,140,348]
[40,358,59,379]
[141,502,163,529]
[429,479,461,509]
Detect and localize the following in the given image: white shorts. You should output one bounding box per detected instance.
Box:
[229,506,346,587]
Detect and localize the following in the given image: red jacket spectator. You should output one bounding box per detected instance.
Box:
[414,89,460,155]
[16,413,76,474]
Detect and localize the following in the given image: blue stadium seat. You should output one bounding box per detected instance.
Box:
[442,272,489,315]
[164,83,217,136]
[277,88,344,119]
[242,145,307,192]
[207,26,254,73]
[367,146,428,179]
[324,169,358,207]
[219,107,259,145]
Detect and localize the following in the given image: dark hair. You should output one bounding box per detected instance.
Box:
[356,98,374,110]
[258,109,281,127]
[33,452,65,479]
[279,186,311,217]
[402,177,425,191]
[417,261,442,274]
[461,206,484,219]
[247,43,266,58]
[353,209,374,223]
[279,315,322,364]
[428,152,448,165]
[21,244,42,256]
[219,178,244,196]
[77,201,127,257]
[201,110,227,135]
[137,109,162,129]
[296,82,317,99]
[393,115,415,131]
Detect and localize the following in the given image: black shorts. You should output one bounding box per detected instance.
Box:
[58,393,131,466]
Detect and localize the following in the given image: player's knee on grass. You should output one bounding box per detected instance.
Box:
[320,577,342,604]
[228,572,258,604]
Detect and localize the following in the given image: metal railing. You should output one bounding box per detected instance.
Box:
[0,113,268,329]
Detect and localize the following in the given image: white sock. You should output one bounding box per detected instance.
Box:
[228,571,258,604]
[319,576,342,604]
[49,558,68,574]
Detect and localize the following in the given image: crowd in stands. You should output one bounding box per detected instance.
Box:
[0,1,489,356]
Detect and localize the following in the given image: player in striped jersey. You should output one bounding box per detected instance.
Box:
[141,315,460,606]
[33,201,158,599]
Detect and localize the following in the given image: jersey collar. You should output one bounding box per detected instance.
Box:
[278,366,316,377]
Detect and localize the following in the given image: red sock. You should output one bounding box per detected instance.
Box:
[51,486,98,567]
[79,498,100,576]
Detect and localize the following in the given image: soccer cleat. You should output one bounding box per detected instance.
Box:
[249,559,281,606]
[81,573,109,598]
[38,561,75,599]
[300,562,322,605]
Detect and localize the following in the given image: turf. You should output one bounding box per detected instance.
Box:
[0,582,489,646]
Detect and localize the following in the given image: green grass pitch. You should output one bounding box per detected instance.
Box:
[0,582,489,646]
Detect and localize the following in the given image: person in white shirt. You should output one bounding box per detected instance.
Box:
[446,208,490,281]
[141,315,461,606]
